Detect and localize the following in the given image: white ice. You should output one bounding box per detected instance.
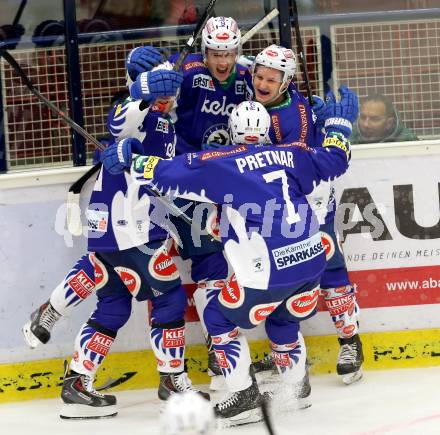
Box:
[1,366,440,435]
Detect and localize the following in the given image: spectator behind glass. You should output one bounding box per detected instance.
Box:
[351,94,418,144]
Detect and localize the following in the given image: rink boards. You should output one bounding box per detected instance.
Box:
[1,141,440,403]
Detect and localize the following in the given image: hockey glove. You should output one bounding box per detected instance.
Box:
[126,46,163,81]
[323,85,359,137]
[130,70,184,103]
[311,95,328,131]
[101,137,143,175]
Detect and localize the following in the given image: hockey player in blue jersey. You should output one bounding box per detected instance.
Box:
[251,44,364,384]
[128,17,255,388]
[21,46,166,350]
[49,63,213,419]
[112,95,355,426]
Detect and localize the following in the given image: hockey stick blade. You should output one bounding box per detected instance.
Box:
[241,8,279,45]
[261,398,276,435]
[96,372,137,391]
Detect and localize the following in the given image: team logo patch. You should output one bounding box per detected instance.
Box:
[156,358,165,367]
[215,32,230,41]
[235,80,245,95]
[200,145,247,162]
[202,123,230,147]
[114,267,141,297]
[206,208,221,241]
[272,233,323,270]
[272,352,292,368]
[90,253,108,291]
[68,269,94,299]
[163,327,185,348]
[249,301,282,325]
[86,209,108,233]
[141,156,162,180]
[271,114,282,142]
[320,231,335,261]
[148,246,180,281]
[192,74,215,91]
[335,320,345,329]
[218,274,245,309]
[155,117,169,133]
[286,287,320,318]
[83,360,95,371]
[266,49,279,57]
[170,359,182,368]
[326,293,355,316]
[342,325,356,337]
[86,332,114,356]
[183,61,205,71]
[214,349,229,368]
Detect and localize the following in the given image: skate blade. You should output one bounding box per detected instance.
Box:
[216,407,263,428]
[60,404,118,419]
[21,322,41,349]
[342,369,363,385]
[209,375,226,391]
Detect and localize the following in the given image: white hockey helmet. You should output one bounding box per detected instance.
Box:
[229,101,271,144]
[201,16,241,59]
[161,391,215,435]
[252,44,297,94]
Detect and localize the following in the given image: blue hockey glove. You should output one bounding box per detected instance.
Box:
[311,95,329,131]
[100,137,143,175]
[323,85,359,137]
[130,70,184,103]
[126,46,163,81]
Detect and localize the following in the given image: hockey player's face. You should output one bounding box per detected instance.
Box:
[253,66,283,106]
[358,101,394,141]
[205,49,237,82]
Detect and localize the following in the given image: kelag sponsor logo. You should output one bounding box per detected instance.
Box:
[272,233,323,270]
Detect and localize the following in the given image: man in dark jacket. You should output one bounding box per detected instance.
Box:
[351,94,418,144]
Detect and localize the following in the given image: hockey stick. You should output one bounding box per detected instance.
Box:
[261,398,276,435]
[289,0,313,106]
[0,49,194,231]
[67,0,218,228]
[13,0,27,26]
[96,371,137,391]
[241,8,279,45]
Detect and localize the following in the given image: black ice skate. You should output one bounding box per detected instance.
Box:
[337,334,364,385]
[214,374,267,427]
[207,348,226,391]
[22,300,61,348]
[251,353,277,385]
[268,366,312,412]
[60,369,117,419]
[158,371,210,401]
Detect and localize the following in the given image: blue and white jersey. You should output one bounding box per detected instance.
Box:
[266,84,336,224]
[133,136,350,291]
[87,100,176,252]
[266,82,322,146]
[169,53,253,154]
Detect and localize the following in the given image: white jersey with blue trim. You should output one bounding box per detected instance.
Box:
[133,136,350,290]
[87,100,176,252]
[169,53,253,154]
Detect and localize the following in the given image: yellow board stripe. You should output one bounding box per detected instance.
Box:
[2,328,440,403]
